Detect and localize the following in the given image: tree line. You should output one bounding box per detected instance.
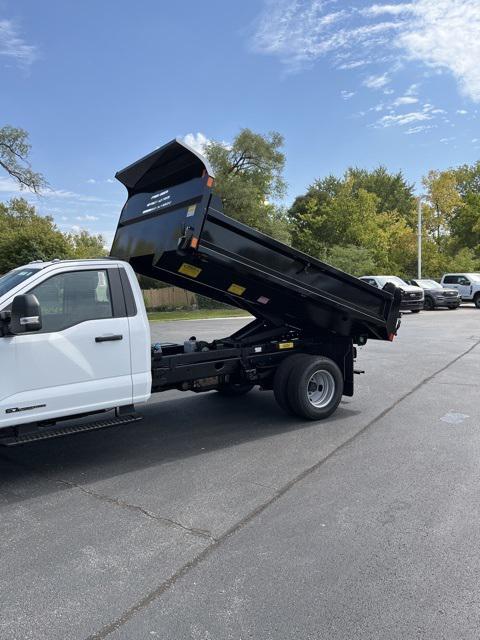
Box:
[205,130,480,278]
[1,125,479,279]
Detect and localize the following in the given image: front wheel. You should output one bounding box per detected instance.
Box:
[474,294,480,309]
[286,356,343,420]
[424,297,435,311]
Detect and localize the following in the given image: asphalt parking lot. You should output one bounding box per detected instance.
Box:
[1,307,479,640]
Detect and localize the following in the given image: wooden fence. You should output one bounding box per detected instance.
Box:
[142,287,197,311]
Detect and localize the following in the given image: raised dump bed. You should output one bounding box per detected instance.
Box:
[111,138,401,342]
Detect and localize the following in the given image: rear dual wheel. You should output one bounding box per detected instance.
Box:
[273,354,343,420]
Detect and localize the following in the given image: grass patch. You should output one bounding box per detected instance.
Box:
[148,308,251,322]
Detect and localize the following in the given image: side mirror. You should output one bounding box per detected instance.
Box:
[10,294,42,334]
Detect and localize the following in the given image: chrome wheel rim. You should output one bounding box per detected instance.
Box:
[306,370,336,408]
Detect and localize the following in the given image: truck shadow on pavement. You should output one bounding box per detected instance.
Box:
[0,390,360,504]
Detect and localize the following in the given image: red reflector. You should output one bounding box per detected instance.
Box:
[388,333,395,341]
[206,176,214,188]
[190,237,199,249]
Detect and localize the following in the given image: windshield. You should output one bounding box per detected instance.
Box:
[417,279,442,290]
[0,267,41,298]
[376,276,407,287]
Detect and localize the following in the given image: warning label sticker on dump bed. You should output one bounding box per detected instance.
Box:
[178,263,202,278]
[227,283,246,296]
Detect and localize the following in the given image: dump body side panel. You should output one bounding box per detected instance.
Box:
[111,139,401,341]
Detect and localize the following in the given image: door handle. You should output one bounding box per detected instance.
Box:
[95,334,123,343]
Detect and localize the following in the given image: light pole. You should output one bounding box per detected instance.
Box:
[417,196,422,279]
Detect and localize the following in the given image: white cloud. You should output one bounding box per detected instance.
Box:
[0,19,36,67]
[363,73,390,89]
[86,177,116,185]
[252,0,480,102]
[405,83,420,95]
[43,188,106,203]
[182,132,210,155]
[376,110,433,128]
[76,214,98,222]
[456,109,468,115]
[398,1,480,102]
[405,124,434,134]
[361,4,413,17]
[341,90,355,100]
[393,95,418,106]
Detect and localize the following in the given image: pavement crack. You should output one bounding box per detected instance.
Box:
[85,337,480,640]
[57,479,216,541]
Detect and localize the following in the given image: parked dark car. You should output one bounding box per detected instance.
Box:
[409,279,460,310]
[360,275,424,313]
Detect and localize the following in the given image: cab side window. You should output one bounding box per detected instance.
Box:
[458,276,471,286]
[29,270,113,333]
[443,276,459,284]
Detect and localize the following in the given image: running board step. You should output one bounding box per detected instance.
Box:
[0,414,142,446]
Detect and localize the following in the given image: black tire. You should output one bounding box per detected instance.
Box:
[474,294,480,309]
[216,382,254,397]
[411,309,421,314]
[273,353,311,414]
[424,297,435,311]
[286,356,343,420]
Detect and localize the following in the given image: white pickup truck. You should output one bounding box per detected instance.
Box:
[440,273,480,308]
[0,139,401,446]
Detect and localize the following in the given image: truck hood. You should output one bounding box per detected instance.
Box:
[434,287,459,296]
[398,284,423,294]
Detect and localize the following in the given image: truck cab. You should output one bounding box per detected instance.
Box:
[0,259,151,430]
[440,273,480,307]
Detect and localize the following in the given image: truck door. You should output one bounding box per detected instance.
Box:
[456,276,472,300]
[0,267,133,428]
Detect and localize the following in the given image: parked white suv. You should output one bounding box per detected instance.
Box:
[359,275,424,313]
[440,273,480,308]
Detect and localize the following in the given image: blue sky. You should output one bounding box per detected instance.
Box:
[1,0,479,246]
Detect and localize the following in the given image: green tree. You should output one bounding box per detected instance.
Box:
[422,170,463,244]
[68,229,107,258]
[449,162,480,255]
[0,198,108,273]
[205,129,291,242]
[0,126,47,193]
[289,170,417,276]
[348,166,416,226]
[324,245,377,276]
[0,198,70,272]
